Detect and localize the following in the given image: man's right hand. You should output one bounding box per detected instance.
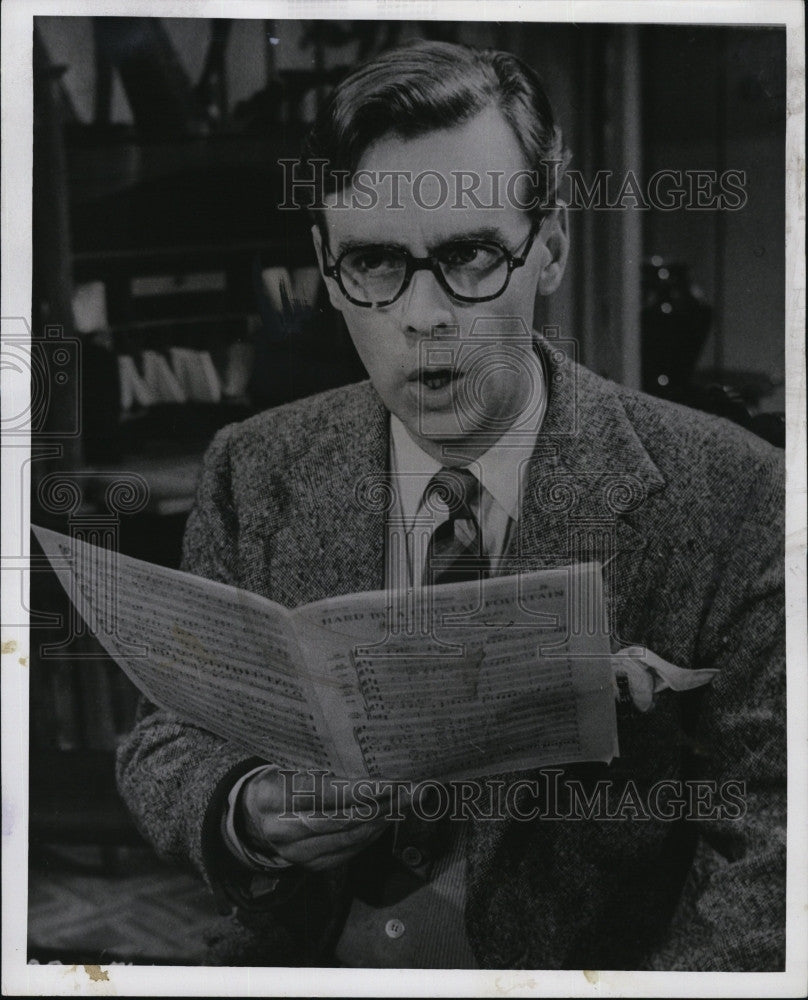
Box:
[238,768,392,873]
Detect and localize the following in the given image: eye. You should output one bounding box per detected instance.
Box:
[438,242,502,269]
[344,248,401,274]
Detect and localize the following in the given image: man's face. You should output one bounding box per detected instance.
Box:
[314,106,567,461]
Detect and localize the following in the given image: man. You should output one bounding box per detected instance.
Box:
[117,41,785,970]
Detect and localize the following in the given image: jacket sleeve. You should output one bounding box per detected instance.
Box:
[115,424,364,963]
[115,428,327,918]
[648,446,786,971]
[115,427,257,890]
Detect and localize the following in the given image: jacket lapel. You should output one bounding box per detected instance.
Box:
[466,346,670,961]
[265,344,666,607]
[509,342,666,572]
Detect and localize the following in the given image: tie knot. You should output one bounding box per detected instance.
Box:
[423,467,480,520]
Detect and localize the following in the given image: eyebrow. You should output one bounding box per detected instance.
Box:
[334,237,409,256]
[334,226,512,257]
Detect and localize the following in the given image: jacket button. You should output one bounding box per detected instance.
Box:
[385,918,405,939]
[401,845,423,867]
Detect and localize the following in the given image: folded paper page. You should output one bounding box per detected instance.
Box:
[33,525,617,781]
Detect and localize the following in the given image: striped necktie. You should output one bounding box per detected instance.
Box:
[422,467,490,587]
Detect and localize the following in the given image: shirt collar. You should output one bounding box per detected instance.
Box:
[389,346,546,529]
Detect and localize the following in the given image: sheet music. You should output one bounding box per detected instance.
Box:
[294,565,617,780]
[32,525,338,771]
[34,526,617,781]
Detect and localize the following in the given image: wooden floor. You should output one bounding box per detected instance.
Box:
[27,843,227,966]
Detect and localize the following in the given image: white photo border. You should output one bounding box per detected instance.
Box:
[2,1,805,996]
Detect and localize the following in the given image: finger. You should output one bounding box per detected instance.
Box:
[265,814,384,844]
[376,784,413,813]
[335,782,414,817]
[259,802,361,835]
[288,829,390,872]
[299,808,372,834]
[297,793,411,827]
[274,818,391,866]
[243,769,360,811]
[297,845,380,872]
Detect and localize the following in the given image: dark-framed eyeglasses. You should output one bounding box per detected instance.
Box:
[323,216,545,308]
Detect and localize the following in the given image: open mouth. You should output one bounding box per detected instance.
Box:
[414,368,460,391]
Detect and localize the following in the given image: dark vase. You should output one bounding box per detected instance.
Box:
[641,258,712,399]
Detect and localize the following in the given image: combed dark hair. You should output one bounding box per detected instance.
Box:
[302,40,568,222]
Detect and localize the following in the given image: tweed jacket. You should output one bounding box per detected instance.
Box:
[116,342,785,970]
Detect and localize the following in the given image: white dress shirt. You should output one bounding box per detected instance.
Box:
[386,344,547,591]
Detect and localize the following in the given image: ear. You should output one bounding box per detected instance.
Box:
[536,204,569,296]
[311,224,345,313]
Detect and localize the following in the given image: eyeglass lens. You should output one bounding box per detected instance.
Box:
[339,243,511,304]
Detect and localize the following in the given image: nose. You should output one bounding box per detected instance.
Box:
[400,267,456,339]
